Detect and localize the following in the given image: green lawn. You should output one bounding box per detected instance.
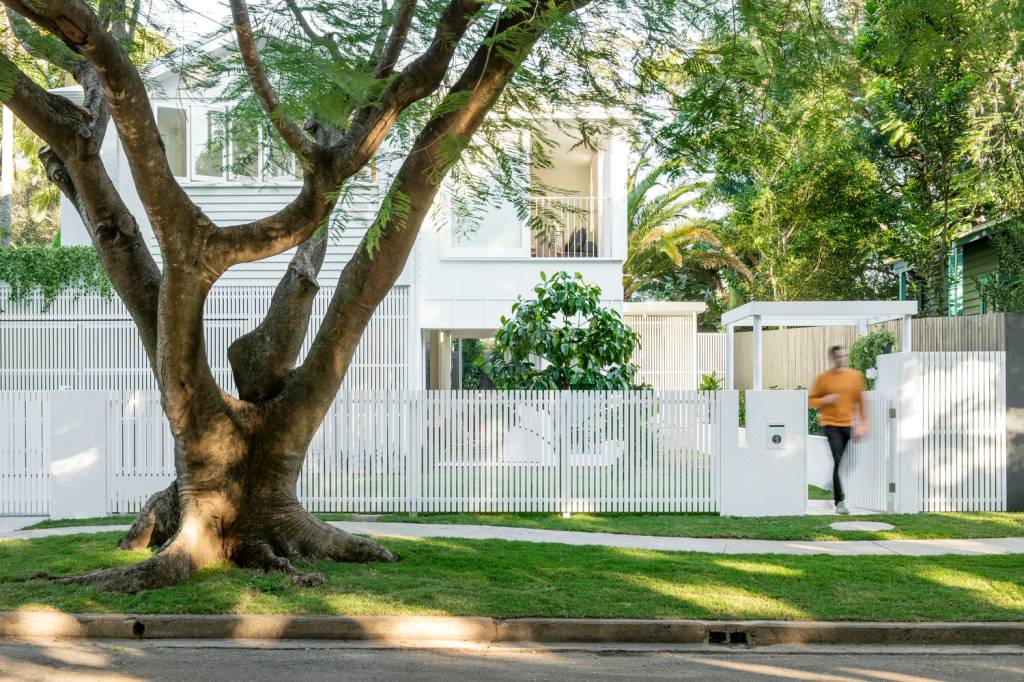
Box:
[22,511,1024,542]
[0,532,1022,621]
[808,484,834,500]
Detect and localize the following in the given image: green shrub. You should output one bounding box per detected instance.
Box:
[848,330,896,388]
[0,245,111,308]
[480,271,644,390]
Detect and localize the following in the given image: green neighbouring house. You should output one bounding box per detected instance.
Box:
[891,216,1019,317]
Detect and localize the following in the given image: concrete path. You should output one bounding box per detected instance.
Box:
[3,519,1024,556]
[2,639,1022,682]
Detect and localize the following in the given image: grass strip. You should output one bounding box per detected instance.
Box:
[0,532,1022,622]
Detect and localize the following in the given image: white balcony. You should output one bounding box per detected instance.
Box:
[530,196,603,258]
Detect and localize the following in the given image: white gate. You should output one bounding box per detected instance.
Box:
[0,391,50,515]
[878,351,1007,512]
[836,391,891,512]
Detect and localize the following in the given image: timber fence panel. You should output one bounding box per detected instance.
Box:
[732,314,1007,390]
[625,315,698,390]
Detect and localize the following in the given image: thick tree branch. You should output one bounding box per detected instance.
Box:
[230,0,321,164]
[281,0,592,428]
[227,232,327,402]
[189,0,480,270]
[337,0,482,171]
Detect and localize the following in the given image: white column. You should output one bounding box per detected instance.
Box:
[902,314,913,352]
[691,312,699,389]
[858,320,869,337]
[752,314,763,391]
[725,323,735,390]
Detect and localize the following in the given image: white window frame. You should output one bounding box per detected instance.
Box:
[188,104,227,183]
[442,131,531,259]
[153,101,305,186]
[154,104,190,181]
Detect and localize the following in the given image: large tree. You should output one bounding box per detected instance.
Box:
[0,0,661,591]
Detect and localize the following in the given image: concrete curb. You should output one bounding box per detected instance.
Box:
[2,613,1023,646]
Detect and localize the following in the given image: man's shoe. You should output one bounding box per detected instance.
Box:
[835,501,850,515]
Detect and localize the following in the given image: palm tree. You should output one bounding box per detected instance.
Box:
[623,161,752,300]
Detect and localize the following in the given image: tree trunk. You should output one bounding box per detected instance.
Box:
[64,409,396,594]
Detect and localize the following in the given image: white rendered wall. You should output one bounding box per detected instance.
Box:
[720,390,808,517]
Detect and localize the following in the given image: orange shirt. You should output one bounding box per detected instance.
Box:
[808,368,866,427]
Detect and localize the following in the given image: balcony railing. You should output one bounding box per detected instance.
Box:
[530,196,601,258]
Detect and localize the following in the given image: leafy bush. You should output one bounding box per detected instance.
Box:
[848,329,897,388]
[0,245,111,308]
[698,372,724,391]
[480,271,644,390]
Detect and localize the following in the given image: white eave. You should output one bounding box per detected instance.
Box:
[721,300,918,328]
[623,301,707,316]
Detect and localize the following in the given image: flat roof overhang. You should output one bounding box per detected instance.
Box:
[721,301,918,328]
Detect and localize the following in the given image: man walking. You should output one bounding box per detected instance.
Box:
[808,345,868,515]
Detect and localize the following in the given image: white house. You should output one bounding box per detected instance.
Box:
[54,40,637,392]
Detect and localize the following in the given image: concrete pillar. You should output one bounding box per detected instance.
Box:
[902,314,913,352]
[752,315,763,391]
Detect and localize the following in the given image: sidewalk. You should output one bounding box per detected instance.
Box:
[4,519,1024,556]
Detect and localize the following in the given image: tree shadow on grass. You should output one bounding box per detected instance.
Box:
[1,532,1023,623]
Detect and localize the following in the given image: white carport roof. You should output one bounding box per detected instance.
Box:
[721,300,918,390]
[721,301,918,328]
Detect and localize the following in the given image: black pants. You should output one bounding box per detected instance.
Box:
[823,426,851,504]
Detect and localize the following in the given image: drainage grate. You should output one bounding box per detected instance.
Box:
[708,629,750,645]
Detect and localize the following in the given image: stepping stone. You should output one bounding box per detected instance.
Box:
[830,521,895,532]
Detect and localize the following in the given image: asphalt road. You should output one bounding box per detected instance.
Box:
[2,640,1023,681]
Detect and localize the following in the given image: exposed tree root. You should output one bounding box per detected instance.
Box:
[70,486,398,593]
[53,548,197,594]
[233,540,326,587]
[119,481,180,550]
[269,509,399,564]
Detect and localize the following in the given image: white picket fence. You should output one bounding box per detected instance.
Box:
[6,389,728,515]
[0,285,412,393]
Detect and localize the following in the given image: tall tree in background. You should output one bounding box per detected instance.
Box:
[858,0,1024,315]
[0,0,671,591]
[649,0,898,303]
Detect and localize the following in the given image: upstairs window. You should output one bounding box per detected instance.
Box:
[156,107,187,178]
[155,104,303,184]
